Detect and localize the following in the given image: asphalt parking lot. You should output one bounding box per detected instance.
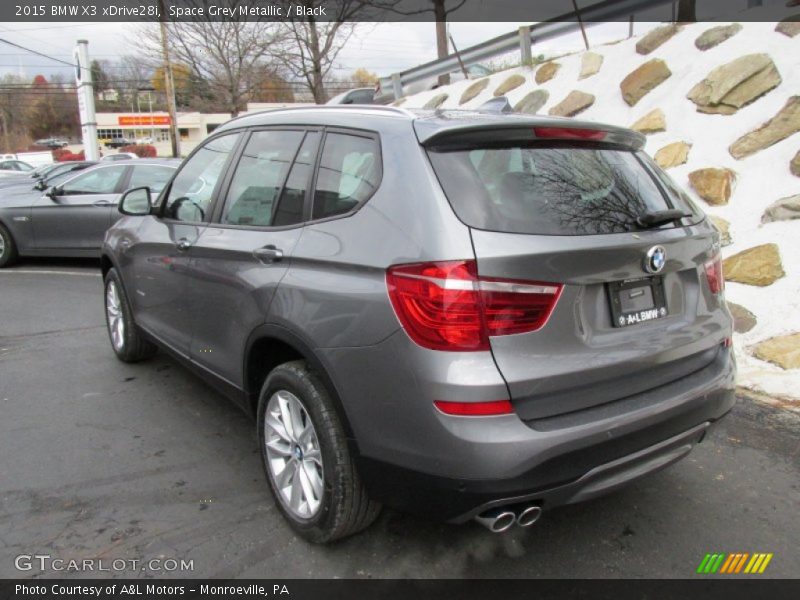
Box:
[1,259,798,579]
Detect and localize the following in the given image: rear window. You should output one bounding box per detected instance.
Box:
[428,144,698,235]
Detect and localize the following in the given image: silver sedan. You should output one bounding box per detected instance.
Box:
[0,159,179,267]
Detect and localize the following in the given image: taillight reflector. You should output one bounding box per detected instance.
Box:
[533,127,607,141]
[386,260,562,351]
[434,400,513,416]
[704,253,724,295]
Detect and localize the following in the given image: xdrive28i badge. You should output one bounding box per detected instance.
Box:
[644,245,666,274]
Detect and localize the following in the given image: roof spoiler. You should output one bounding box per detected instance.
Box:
[417,120,645,151]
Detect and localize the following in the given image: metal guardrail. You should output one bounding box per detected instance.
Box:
[381,0,676,101]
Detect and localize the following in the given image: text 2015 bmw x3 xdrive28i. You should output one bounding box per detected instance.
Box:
[101,105,735,542]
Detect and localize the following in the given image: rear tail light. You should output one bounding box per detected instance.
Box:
[533,127,607,141]
[704,253,724,295]
[386,260,562,351]
[433,400,513,416]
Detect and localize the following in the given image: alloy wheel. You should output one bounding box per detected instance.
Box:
[264,390,325,519]
[106,281,125,351]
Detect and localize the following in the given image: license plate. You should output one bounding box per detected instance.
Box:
[607,277,667,328]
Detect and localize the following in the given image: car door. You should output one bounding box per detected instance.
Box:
[30,165,128,250]
[186,128,320,388]
[123,133,241,357]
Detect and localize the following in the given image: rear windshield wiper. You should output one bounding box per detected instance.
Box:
[635,209,690,229]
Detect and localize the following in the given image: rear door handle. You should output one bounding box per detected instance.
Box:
[93,200,113,207]
[253,245,283,264]
[176,238,192,251]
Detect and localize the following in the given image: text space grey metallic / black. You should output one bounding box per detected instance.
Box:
[101,105,735,543]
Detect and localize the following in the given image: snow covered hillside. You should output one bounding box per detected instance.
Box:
[399,20,800,400]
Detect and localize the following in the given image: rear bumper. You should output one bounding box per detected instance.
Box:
[348,343,736,523]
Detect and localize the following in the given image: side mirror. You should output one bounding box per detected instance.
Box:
[119,186,152,216]
[34,179,46,191]
[45,186,60,198]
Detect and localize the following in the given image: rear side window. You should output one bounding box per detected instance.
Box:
[222,130,304,227]
[428,145,695,235]
[312,132,380,220]
[128,165,175,194]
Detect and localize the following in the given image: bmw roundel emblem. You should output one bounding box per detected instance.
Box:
[644,245,666,274]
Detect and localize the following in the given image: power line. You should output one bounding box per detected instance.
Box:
[0,38,77,68]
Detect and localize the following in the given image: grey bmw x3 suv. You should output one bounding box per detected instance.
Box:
[102,105,735,543]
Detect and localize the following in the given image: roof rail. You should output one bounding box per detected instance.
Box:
[226,103,415,126]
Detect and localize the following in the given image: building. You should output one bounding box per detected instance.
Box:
[95,103,312,156]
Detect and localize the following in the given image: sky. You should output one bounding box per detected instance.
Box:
[0,0,778,83]
[0,20,640,83]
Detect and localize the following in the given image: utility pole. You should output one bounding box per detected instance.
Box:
[434,0,449,87]
[158,0,180,157]
[74,40,99,161]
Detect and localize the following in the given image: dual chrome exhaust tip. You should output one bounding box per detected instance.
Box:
[474,504,542,533]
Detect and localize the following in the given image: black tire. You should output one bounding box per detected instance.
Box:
[0,222,19,268]
[103,268,158,362]
[257,360,380,543]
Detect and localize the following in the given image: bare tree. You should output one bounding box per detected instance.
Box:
[115,55,154,107]
[137,2,285,116]
[274,1,407,103]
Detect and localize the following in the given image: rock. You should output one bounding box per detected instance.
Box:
[791,150,800,176]
[620,59,672,106]
[579,52,603,79]
[709,215,732,247]
[722,243,785,286]
[727,302,756,333]
[493,74,526,96]
[535,62,560,84]
[688,168,736,205]
[548,90,595,117]
[423,93,448,109]
[630,108,666,134]
[775,15,800,37]
[636,23,682,55]
[459,78,490,105]
[762,194,800,223]
[654,141,691,168]
[687,54,781,114]
[513,89,550,114]
[753,333,800,370]
[695,23,742,50]
[697,104,739,116]
[730,96,800,159]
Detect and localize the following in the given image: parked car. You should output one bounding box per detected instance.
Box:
[99,106,734,543]
[0,159,178,266]
[0,161,97,191]
[102,152,139,162]
[326,87,376,105]
[34,138,69,148]
[105,137,134,149]
[374,63,493,104]
[0,159,34,177]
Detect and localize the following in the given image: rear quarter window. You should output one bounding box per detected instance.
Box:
[312,132,380,220]
[428,144,699,235]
